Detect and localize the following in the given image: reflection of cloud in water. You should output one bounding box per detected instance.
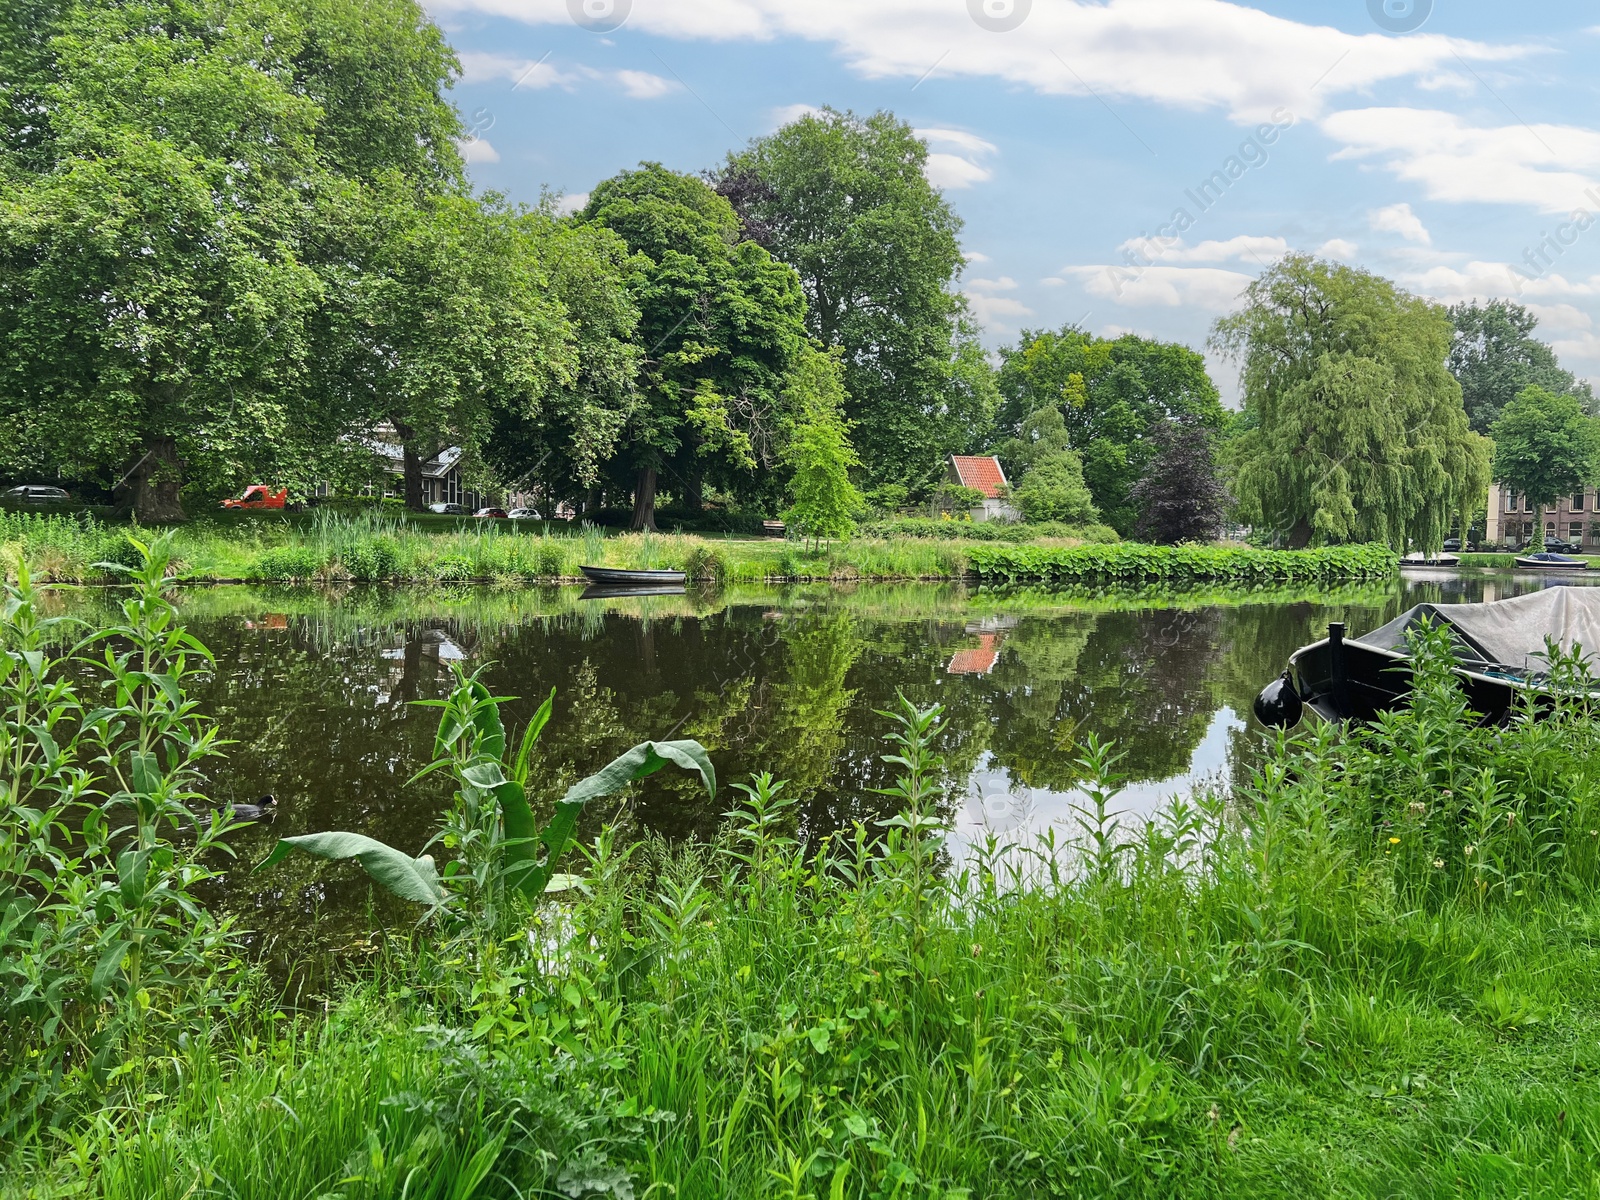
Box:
[954,706,1244,862]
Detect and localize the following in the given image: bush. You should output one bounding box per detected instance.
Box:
[860,518,1118,544]
[341,536,402,581]
[587,507,768,535]
[967,541,1397,583]
[532,538,566,579]
[251,545,325,581]
[683,543,729,584]
[1014,450,1098,524]
[431,556,475,583]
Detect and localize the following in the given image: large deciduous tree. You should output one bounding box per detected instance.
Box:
[992,327,1224,535]
[719,109,996,489]
[1449,299,1594,435]
[0,0,327,520]
[583,164,809,531]
[1490,385,1600,549]
[1212,255,1491,553]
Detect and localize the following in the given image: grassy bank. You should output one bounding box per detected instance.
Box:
[1,511,1399,586]
[6,539,1600,1198]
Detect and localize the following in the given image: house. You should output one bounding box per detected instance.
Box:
[947,455,1021,523]
[1485,482,1600,548]
[320,425,486,510]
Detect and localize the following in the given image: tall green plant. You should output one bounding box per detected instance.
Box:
[0,537,242,1137]
[258,669,716,918]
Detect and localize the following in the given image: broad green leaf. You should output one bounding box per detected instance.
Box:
[512,689,556,786]
[92,940,132,997]
[256,833,444,906]
[469,680,506,762]
[520,740,715,898]
[130,751,160,797]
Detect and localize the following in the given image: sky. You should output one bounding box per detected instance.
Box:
[427,0,1600,403]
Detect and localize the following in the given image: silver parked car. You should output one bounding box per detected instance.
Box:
[507,507,542,520]
[2,484,71,507]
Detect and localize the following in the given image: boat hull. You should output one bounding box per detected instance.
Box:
[579,566,688,586]
[1516,557,1587,570]
[1286,637,1518,726]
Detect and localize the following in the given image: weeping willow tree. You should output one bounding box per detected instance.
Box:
[1212,256,1491,552]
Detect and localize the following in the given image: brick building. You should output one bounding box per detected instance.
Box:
[1485,482,1600,548]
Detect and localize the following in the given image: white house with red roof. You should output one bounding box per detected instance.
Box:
[947,455,1021,523]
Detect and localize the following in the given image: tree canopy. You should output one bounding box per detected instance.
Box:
[1490,385,1600,548]
[720,109,995,489]
[1130,422,1231,545]
[992,327,1224,534]
[1449,299,1594,435]
[781,347,863,543]
[583,163,810,530]
[1212,255,1491,553]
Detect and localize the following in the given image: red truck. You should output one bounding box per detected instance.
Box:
[221,485,289,510]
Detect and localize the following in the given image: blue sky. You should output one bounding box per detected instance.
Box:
[428,0,1600,402]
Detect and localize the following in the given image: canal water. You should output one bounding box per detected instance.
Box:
[58,570,1600,941]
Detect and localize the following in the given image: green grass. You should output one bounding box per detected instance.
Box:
[0,510,1402,586]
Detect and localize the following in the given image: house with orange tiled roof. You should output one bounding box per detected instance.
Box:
[947,455,1021,523]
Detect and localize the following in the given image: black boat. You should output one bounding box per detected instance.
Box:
[1516,552,1587,570]
[1254,587,1600,729]
[579,565,687,586]
[579,583,687,600]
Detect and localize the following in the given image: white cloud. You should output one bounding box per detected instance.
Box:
[614,69,677,99]
[925,153,992,189]
[964,250,992,264]
[1316,238,1360,260]
[457,136,501,164]
[966,292,1034,327]
[916,128,998,157]
[1119,234,1287,264]
[457,51,569,89]
[430,0,1526,124]
[768,102,823,129]
[967,276,1018,292]
[1324,108,1600,215]
[1402,260,1600,306]
[1063,263,1254,310]
[1369,202,1432,245]
[554,191,590,216]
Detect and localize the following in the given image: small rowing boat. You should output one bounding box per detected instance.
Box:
[1516,552,1587,570]
[579,565,688,586]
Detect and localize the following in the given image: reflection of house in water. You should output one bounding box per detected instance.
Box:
[946,617,1019,676]
[375,628,471,706]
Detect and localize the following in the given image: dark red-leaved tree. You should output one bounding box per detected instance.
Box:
[1130,421,1231,544]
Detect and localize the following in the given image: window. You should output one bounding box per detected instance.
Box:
[1525,495,1535,512]
[1505,490,1517,512]
[1547,521,1557,538]
[1572,523,1585,541]
[1576,493,1587,512]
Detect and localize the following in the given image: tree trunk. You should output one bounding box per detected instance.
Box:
[1286,516,1314,550]
[684,469,704,513]
[123,436,188,523]
[584,486,602,516]
[391,420,426,511]
[631,466,658,532]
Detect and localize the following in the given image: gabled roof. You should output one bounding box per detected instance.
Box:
[949,455,1008,499]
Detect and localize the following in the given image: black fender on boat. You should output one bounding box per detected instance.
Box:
[1254,671,1303,729]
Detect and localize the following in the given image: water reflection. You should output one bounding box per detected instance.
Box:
[54,571,1600,937]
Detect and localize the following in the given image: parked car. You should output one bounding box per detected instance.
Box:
[475,507,509,519]
[508,507,542,520]
[427,502,472,515]
[1,484,70,507]
[1442,538,1462,552]
[1518,536,1580,554]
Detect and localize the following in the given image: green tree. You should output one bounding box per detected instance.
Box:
[720,109,996,489]
[315,184,575,509]
[1490,385,1600,550]
[1014,451,1098,525]
[1449,299,1594,435]
[0,0,328,519]
[583,164,809,530]
[782,348,863,543]
[993,328,1224,534]
[1212,255,1491,553]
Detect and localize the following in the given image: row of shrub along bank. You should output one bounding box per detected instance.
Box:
[967,541,1399,584]
[858,517,1121,543]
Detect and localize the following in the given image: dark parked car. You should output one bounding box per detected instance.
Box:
[427,502,472,515]
[475,507,509,519]
[2,484,70,507]
[1520,537,1579,554]
[1442,538,1462,552]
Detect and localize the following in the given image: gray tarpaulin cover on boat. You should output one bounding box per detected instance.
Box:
[1355,587,1600,673]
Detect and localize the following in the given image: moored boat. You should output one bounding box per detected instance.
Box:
[579,565,688,586]
[1516,552,1588,570]
[1253,587,1600,729]
[1400,551,1460,568]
